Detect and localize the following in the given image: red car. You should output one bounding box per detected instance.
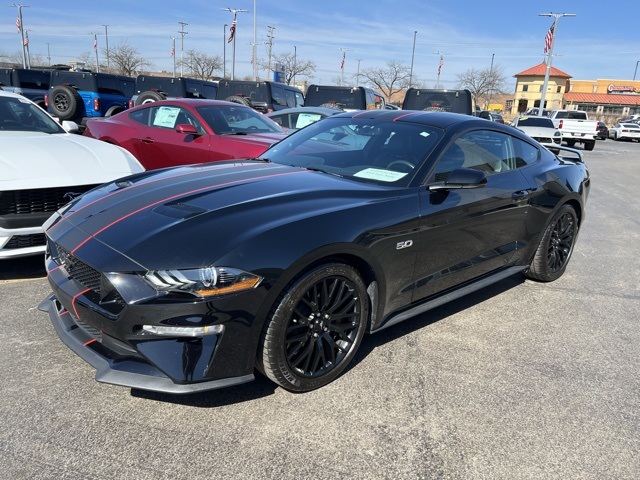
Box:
[84,99,287,170]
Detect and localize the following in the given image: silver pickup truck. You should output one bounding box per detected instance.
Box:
[549,110,599,151]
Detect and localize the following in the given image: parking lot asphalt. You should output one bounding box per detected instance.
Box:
[0,139,638,480]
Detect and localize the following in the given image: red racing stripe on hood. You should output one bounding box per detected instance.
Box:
[71,169,305,255]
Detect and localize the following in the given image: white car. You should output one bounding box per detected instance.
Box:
[609,123,640,141]
[0,90,145,259]
[511,116,562,146]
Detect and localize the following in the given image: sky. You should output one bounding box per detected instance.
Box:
[1,0,639,90]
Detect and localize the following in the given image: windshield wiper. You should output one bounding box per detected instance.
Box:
[304,166,344,178]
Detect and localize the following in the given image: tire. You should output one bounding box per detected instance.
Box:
[258,263,369,392]
[524,204,578,282]
[49,85,83,121]
[224,95,253,107]
[565,140,576,147]
[584,141,595,151]
[135,91,166,106]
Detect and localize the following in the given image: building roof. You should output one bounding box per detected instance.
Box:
[514,62,572,79]
[564,92,640,105]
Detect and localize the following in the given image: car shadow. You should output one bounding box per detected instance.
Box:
[130,274,525,407]
[0,255,47,281]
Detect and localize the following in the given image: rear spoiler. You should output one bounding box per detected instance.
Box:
[540,144,584,163]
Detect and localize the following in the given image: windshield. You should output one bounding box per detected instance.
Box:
[195,104,284,134]
[0,96,65,134]
[305,87,365,109]
[517,117,554,128]
[261,117,443,186]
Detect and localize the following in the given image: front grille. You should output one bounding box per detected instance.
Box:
[5,233,46,249]
[0,185,99,216]
[57,245,102,293]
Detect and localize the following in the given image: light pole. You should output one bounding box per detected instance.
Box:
[293,45,296,85]
[433,51,449,88]
[634,61,639,81]
[222,8,248,80]
[46,42,51,66]
[12,4,29,69]
[92,32,99,72]
[253,0,257,81]
[538,12,576,116]
[409,30,417,89]
[170,36,176,77]
[356,59,361,86]
[178,21,188,77]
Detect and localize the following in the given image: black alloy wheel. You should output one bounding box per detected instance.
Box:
[525,204,578,282]
[258,263,368,392]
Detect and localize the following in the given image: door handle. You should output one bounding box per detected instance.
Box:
[140,137,154,144]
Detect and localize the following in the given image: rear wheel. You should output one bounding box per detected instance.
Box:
[584,141,595,151]
[524,204,578,282]
[258,263,368,392]
[565,139,576,147]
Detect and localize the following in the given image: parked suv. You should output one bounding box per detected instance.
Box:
[45,70,135,124]
[304,85,386,111]
[216,80,304,113]
[0,68,50,108]
[130,75,218,106]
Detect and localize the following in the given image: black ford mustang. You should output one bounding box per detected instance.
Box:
[39,110,590,394]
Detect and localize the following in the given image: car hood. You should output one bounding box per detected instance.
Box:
[0,131,144,190]
[47,161,400,271]
[220,132,287,148]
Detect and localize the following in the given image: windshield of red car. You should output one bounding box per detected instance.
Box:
[195,104,284,135]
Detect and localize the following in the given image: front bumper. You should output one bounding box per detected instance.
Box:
[0,225,46,259]
[38,294,255,394]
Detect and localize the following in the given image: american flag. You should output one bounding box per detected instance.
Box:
[23,31,29,47]
[227,18,236,43]
[170,45,175,57]
[438,57,444,76]
[16,17,21,32]
[340,52,345,70]
[93,36,98,52]
[544,24,555,53]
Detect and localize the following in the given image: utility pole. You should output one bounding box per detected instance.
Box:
[356,59,362,86]
[266,25,275,81]
[24,29,31,69]
[12,4,29,69]
[293,45,297,85]
[538,12,576,116]
[633,60,639,81]
[409,31,417,89]
[433,51,449,88]
[103,25,110,72]
[252,0,257,81]
[178,21,188,77]
[222,8,248,80]
[46,42,51,66]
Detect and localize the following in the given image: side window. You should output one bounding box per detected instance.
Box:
[295,91,305,107]
[202,84,217,99]
[146,105,204,132]
[129,108,150,125]
[271,84,285,106]
[284,89,297,108]
[433,130,539,182]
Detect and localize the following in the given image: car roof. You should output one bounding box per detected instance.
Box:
[130,98,249,108]
[266,107,342,116]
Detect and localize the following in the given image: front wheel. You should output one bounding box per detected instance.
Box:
[524,204,578,282]
[258,264,369,392]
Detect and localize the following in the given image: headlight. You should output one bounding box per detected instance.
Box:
[554,131,562,137]
[143,267,262,298]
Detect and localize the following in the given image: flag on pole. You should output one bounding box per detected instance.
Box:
[16,17,21,32]
[438,56,444,75]
[340,51,345,70]
[544,24,554,53]
[228,17,236,43]
[94,36,98,52]
[23,31,29,47]
[170,45,175,57]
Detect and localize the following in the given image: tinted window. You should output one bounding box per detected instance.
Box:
[0,95,63,134]
[195,104,283,134]
[305,86,366,109]
[13,70,50,89]
[516,117,555,128]
[98,76,133,96]
[433,130,538,181]
[51,72,97,91]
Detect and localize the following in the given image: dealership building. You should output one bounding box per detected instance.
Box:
[507,62,640,119]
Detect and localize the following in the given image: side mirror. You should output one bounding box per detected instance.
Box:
[61,120,79,133]
[429,168,487,191]
[176,124,199,135]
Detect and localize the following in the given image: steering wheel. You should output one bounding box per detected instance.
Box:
[386,159,415,172]
[247,125,259,130]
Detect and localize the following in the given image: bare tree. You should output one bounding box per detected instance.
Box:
[106,42,152,76]
[270,52,316,85]
[77,51,97,71]
[358,60,412,101]
[456,65,507,106]
[182,50,223,80]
